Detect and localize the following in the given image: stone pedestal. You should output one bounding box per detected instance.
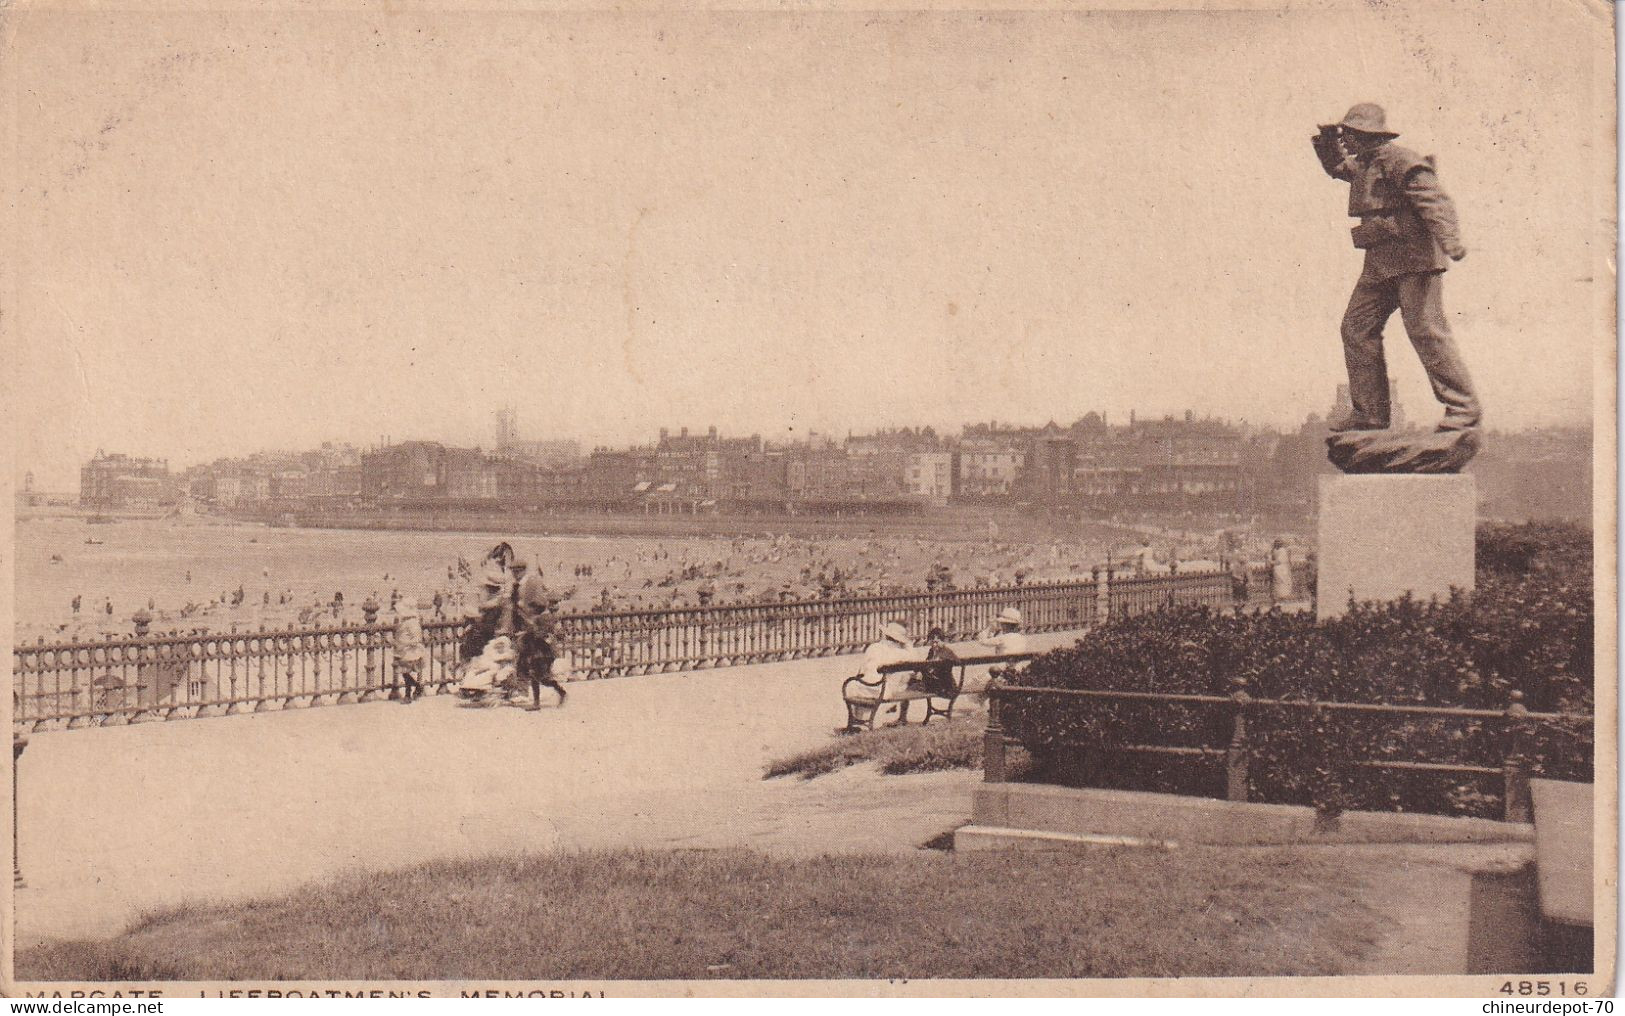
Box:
[1316,474,1476,620]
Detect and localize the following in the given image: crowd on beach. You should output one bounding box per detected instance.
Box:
[26,527,1300,643]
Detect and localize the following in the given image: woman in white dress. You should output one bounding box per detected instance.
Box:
[1270,539,1294,603]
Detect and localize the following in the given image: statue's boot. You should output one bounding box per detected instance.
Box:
[1328,414,1389,433]
[1435,414,1480,432]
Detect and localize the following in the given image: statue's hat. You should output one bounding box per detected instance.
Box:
[1328,103,1399,138]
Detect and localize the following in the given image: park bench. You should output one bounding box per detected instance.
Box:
[841,651,1037,733]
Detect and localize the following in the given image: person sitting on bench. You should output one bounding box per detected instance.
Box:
[847,620,920,727]
[977,608,1029,658]
[917,627,961,697]
[968,607,1030,694]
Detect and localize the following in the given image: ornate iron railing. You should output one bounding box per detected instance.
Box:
[12,625,403,730]
[13,565,1299,731]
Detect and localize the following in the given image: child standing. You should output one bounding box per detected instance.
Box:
[393,596,430,703]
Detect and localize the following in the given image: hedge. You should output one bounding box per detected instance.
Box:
[1000,522,1594,818]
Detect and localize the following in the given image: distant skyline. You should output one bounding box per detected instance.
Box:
[8,3,1609,491]
[26,406,1256,489]
[21,405,1596,493]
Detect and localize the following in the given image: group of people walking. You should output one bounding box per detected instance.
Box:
[456,553,569,710]
[390,546,569,710]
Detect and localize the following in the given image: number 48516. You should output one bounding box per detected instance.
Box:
[1497,982,1601,999]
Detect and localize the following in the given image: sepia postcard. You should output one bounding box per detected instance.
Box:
[1,0,1616,999]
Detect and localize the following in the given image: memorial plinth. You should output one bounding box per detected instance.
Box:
[1316,474,1475,620]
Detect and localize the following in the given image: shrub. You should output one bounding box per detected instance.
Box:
[1000,522,1595,818]
[1477,521,1593,580]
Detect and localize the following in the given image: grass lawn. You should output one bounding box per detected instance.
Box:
[18,847,1386,981]
[765,715,990,780]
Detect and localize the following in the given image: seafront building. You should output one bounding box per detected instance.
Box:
[78,451,181,511]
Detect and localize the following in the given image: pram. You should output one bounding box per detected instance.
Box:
[456,635,520,703]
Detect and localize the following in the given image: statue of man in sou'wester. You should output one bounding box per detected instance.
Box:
[1312,102,1481,435]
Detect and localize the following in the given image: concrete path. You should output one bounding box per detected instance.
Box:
[17,634,1071,949]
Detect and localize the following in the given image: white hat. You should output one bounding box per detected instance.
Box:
[997,607,1023,626]
[881,621,911,645]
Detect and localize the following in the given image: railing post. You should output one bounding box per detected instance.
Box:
[1226,676,1251,802]
[1093,566,1110,626]
[983,684,1007,783]
[1503,690,1533,823]
[130,609,153,720]
[13,730,27,888]
[362,597,383,699]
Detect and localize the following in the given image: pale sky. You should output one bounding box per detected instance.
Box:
[6,1,1613,489]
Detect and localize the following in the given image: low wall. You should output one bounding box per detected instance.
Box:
[956,783,1536,849]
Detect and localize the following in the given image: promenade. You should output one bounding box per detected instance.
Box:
[16,625,1528,977]
[15,631,1082,950]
